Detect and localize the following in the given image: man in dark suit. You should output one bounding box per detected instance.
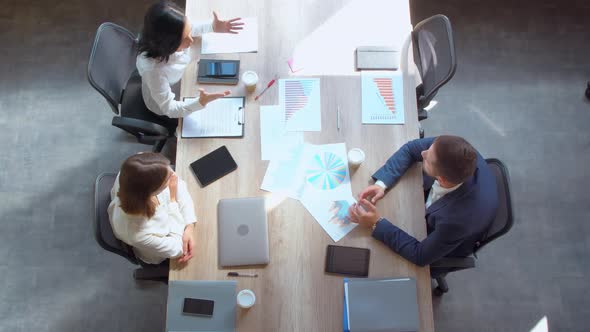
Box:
[349,136,498,272]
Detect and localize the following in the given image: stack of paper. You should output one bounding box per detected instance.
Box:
[260,142,357,242]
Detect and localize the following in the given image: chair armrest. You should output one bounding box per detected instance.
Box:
[430,256,476,269]
[112,116,170,137]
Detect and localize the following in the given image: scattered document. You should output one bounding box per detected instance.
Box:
[181,97,244,138]
[301,196,358,242]
[299,143,352,201]
[261,143,352,202]
[279,78,321,131]
[361,71,405,124]
[201,17,258,54]
[260,144,306,200]
[259,105,304,161]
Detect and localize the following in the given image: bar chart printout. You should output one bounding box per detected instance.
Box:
[361,71,405,124]
[279,78,321,131]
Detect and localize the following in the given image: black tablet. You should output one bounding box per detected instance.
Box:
[190,146,237,187]
[325,245,370,277]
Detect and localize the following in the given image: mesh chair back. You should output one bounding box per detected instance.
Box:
[476,159,514,253]
[88,23,138,115]
[94,173,138,265]
[412,14,457,108]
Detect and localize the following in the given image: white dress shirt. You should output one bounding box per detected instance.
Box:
[107,174,197,264]
[375,179,462,209]
[136,21,213,118]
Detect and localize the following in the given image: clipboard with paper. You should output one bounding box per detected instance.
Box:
[181,97,245,138]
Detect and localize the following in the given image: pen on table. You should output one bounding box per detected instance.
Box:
[227,272,258,278]
[337,106,341,131]
[254,77,277,101]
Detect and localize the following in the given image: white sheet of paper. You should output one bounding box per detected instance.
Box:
[181,97,243,137]
[260,105,304,161]
[261,143,353,202]
[301,196,358,242]
[201,17,258,54]
[260,144,306,199]
[299,143,352,202]
[361,71,405,124]
[279,78,321,131]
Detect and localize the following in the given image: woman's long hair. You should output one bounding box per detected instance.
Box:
[118,152,171,218]
[137,1,186,63]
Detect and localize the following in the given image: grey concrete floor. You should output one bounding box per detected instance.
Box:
[0,0,588,331]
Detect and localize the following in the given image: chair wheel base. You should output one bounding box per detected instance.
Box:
[433,286,448,296]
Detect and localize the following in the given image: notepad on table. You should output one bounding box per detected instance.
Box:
[182,97,245,138]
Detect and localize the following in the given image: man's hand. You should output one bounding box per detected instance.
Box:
[212,12,244,34]
[348,199,381,228]
[199,89,230,107]
[178,224,195,263]
[358,185,385,204]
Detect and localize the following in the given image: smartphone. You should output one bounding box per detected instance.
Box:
[325,245,370,277]
[206,61,238,77]
[183,298,214,316]
[190,145,237,187]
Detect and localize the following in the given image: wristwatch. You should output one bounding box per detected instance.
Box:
[372,217,385,231]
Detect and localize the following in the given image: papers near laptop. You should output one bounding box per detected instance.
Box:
[201,17,258,54]
[182,97,244,138]
[361,71,405,124]
[261,143,352,202]
[259,105,304,160]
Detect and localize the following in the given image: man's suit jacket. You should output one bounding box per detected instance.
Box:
[371,137,498,267]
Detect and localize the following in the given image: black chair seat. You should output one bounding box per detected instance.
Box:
[121,71,178,133]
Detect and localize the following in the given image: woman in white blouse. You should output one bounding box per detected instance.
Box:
[108,152,196,265]
[137,1,243,119]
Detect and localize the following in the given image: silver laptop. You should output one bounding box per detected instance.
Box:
[218,197,269,267]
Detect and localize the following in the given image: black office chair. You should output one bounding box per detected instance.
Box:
[412,14,457,125]
[94,173,168,281]
[431,158,514,296]
[88,22,177,152]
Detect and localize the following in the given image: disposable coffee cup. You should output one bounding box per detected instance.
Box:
[237,289,256,309]
[348,148,365,168]
[242,71,258,93]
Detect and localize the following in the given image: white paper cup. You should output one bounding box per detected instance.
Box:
[237,289,256,309]
[242,71,258,93]
[348,148,365,168]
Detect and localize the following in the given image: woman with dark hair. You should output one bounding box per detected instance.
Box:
[108,152,197,264]
[137,1,243,118]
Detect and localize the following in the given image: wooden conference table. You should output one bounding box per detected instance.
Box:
[170,0,434,331]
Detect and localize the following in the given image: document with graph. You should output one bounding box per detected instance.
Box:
[301,196,358,242]
[279,78,321,131]
[260,142,352,202]
[361,71,405,124]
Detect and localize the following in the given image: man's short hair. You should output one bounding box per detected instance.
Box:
[433,135,477,184]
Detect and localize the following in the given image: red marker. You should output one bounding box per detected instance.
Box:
[254,77,277,101]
